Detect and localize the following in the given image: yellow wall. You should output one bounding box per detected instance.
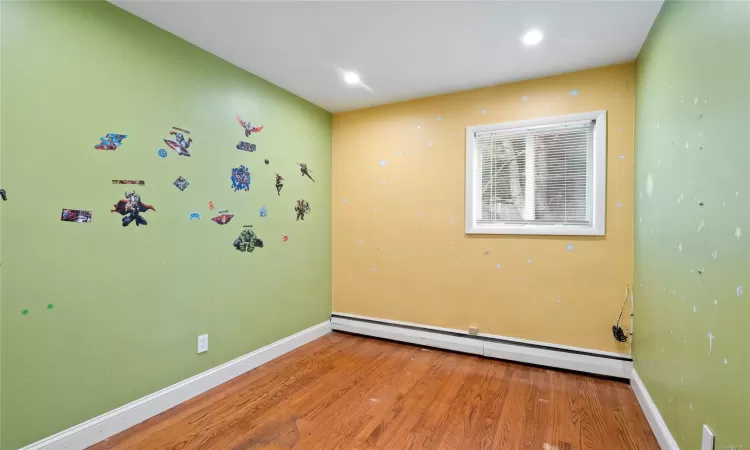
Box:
[332,64,634,354]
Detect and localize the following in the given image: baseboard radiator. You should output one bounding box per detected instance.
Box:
[331,313,632,379]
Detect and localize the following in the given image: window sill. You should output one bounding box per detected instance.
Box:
[465,224,605,236]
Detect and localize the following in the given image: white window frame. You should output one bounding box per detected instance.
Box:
[465,110,607,236]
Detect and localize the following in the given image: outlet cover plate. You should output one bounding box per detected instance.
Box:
[197,334,208,353]
[701,424,714,450]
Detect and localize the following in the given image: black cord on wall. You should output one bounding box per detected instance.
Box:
[612,286,629,343]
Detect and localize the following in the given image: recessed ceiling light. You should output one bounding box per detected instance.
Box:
[522,29,544,46]
[344,72,360,84]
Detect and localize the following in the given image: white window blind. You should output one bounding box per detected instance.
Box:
[474,120,594,226]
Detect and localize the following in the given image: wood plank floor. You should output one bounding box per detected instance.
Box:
[91,332,658,450]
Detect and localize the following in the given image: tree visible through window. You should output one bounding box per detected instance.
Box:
[466,111,606,235]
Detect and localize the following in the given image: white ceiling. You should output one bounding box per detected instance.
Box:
[112,1,662,113]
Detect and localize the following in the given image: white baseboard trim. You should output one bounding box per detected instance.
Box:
[20,321,332,450]
[330,313,632,379]
[630,368,679,450]
[334,314,484,356]
[332,312,632,359]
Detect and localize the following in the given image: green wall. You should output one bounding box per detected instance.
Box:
[0,2,4,446]
[634,1,749,448]
[0,2,331,448]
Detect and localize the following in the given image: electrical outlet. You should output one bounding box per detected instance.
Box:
[197,334,208,353]
[701,425,714,450]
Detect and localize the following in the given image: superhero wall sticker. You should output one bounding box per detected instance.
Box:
[163,127,192,157]
[295,199,310,221]
[211,210,234,225]
[95,133,127,150]
[173,176,190,192]
[111,191,155,227]
[61,209,92,223]
[75,112,322,253]
[237,142,256,152]
[236,113,263,137]
[298,163,315,182]
[236,114,262,152]
[233,225,264,253]
[231,165,251,192]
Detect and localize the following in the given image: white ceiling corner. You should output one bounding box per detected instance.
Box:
[111,0,663,112]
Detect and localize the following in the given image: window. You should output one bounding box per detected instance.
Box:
[465,110,606,236]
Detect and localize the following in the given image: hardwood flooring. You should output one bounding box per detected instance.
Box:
[91,332,658,450]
